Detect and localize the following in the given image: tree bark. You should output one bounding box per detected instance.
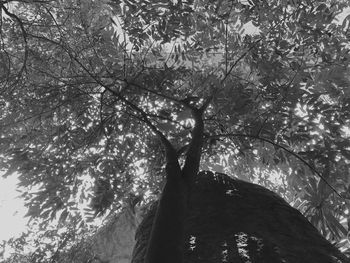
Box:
[144,106,205,263]
[135,171,350,263]
[144,162,188,263]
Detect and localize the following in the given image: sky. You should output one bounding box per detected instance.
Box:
[0,173,28,242]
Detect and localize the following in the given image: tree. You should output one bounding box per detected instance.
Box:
[0,0,350,262]
[132,171,349,262]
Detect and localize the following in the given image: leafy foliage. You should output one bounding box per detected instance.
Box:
[1,0,350,260]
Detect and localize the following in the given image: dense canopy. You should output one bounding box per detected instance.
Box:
[0,0,350,261]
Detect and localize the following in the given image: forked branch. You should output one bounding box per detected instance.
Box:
[70,54,179,165]
[181,97,212,180]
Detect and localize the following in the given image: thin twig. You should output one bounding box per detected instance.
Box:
[1,3,28,78]
[211,132,348,199]
[221,38,262,84]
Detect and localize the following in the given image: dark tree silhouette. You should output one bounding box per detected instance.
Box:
[133,171,349,263]
[0,1,350,262]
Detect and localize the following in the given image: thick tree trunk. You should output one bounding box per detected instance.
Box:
[134,171,350,263]
[144,105,205,263]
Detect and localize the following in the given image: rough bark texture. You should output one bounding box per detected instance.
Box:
[132,171,349,263]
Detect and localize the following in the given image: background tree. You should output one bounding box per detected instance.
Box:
[1,0,350,261]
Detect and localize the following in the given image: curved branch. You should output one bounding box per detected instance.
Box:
[1,3,28,78]
[125,79,184,106]
[221,38,262,84]
[25,31,180,166]
[211,133,348,200]
[61,50,179,165]
[126,78,214,112]
[123,103,178,162]
[106,87,179,163]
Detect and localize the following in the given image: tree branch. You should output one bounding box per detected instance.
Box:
[221,38,262,84]
[125,79,183,105]
[182,108,204,180]
[20,32,180,169]
[211,133,348,200]
[58,47,179,165]
[199,95,213,113]
[1,3,28,78]
[180,94,214,179]
[106,88,179,164]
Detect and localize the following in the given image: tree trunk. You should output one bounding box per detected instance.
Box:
[144,106,205,263]
[144,162,189,263]
[134,171,350,263]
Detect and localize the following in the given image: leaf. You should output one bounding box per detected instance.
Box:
[324,212,348,238]
[341,14,350,31]
[58,210,69,224]
[2,0,350,256]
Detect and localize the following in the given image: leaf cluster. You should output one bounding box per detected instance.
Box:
[1,0,350,258]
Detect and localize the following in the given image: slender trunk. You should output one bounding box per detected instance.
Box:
[144,162,189,263]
